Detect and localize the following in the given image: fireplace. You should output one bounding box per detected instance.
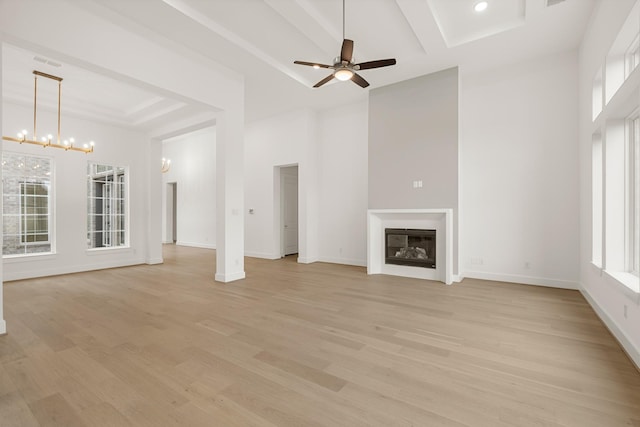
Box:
[385,228,436,269]
[367,209,452,284]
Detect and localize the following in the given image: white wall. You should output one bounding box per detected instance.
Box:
[244,109,318,261]
[0,44,4,334]
[317,101,369,266]
[162,127,217,249]
[2,102,150,281]
[578,0,640,368]
[460,51,580,289]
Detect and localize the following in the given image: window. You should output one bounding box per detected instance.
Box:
[87,163,127,249]
[625,35,640,78]
[629,115,640,276]
[2,153,53,256]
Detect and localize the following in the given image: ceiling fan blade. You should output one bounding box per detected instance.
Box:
[341,39,354,63]
[313,74,335,88]
[294,60,333,69]
[355,58,397,70]
[351,72,369,88]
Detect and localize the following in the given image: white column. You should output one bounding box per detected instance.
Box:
[215,107,246,282]
[0,41,6,334]
[146,138,163,265]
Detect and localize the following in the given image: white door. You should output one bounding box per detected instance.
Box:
[283,170,298,255]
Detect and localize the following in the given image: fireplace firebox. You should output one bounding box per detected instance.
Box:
[385,228,436,269]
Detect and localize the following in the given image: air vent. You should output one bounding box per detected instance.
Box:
[546,0,566,6]
[33,56,62,67]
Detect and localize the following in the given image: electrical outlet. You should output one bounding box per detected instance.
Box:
[524,261,531,269]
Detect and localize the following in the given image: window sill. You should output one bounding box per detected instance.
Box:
[603,270,640,303]
[85,246,131,256]
[3,252,56,263]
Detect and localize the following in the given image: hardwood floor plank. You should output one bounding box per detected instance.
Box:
[29,393,86,427]
[0,392,41,427]
[0,244,638,426]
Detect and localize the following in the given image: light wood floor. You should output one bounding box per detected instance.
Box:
[0,245,639,427]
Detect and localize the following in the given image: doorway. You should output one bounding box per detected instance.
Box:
[166,182,177,243]
[280,166,298,256]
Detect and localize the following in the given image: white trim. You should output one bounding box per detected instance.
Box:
[215,271,246,282]
[86,246,132,255]
[603,270,640,303]
[176,241,216,250]
[297,256,319,264]
[317,256,367,267]
[580,285,640,371]
[146,257,163,265]
[367,209,453,285]
[3,258,146,282]
[452,274,464,283]
[0,320,6,335]
[245,251,280,260]
[463,270,579,290]
[3,252,56,262]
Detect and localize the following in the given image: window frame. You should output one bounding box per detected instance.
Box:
[627,112,640,276]
[87,162,129,250]
[625,34,640,78]
[1,152,54,258]
[18,181,51,245]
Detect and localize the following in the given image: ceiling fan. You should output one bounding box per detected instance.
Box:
[294,0,396,88]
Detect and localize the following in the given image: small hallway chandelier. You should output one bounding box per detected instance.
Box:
[2,70,95,154]
[161,157,171,173]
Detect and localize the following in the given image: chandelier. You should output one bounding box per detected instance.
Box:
[2,70,95,154]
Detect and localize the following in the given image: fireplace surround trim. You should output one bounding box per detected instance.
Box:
[367,209,453,284]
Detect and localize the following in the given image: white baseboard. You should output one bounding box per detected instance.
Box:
[317,256,367,267]
[3,258,147,282]
[463,270,579,290]
[176,241,216,250]
[214,271,246,282]
[0,319,6,335]
[580,285,640,371]
[297,256,319,264]
[146,257,163,265]
[452,274,464,283]
[245,251,280,260]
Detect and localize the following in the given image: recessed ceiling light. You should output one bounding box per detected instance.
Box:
[474,1,488,12]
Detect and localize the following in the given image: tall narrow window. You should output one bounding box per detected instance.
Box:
[87,163,127,249]
[2,153,53,256]
[626,35,640,78]
[630,115,640,276]
[592,133,603,266]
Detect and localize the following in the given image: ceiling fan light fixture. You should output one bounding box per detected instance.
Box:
[334,68,354,81]
[474,1,488,13]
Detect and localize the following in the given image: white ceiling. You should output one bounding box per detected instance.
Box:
[2,0,597,132]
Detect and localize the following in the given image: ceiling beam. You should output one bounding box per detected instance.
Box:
[162,0,313,87]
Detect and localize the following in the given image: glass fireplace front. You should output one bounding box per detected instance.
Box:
[385,228,436,269]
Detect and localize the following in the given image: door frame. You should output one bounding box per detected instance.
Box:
[274,164,299,258]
